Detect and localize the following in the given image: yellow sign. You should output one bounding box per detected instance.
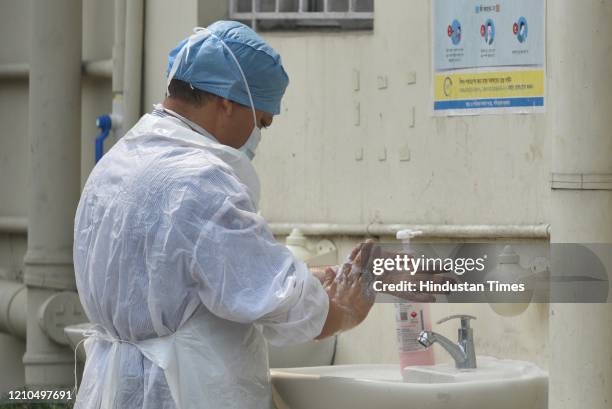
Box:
[434,69,544,101]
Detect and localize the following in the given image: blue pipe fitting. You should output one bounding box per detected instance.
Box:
[95,114,112,163]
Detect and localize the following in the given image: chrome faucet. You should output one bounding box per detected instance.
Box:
[418,314,477,369]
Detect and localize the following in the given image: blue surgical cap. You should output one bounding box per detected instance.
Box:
[167,21,289,115]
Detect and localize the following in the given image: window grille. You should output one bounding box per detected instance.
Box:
[229,0,374,30]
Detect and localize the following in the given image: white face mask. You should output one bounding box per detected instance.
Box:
[168,27,261,161]
[240,125,261,160]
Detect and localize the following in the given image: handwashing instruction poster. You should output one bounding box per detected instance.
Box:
[433,0,545,115]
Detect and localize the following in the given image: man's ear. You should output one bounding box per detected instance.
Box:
[219,98,234,117]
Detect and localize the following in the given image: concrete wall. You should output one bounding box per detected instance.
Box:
[0,0,31,392]
[142,0,199,122]
[257,0,549,225]
[258,0,550,367]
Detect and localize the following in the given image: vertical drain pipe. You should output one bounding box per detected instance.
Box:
[547,1,612,408]
[123,0,144,132]
[109,0,125,142]
[110,0,143,139]
[97,0,142,160]
[24,0,82,386]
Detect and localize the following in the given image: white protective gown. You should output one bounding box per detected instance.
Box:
[73,107,329,409]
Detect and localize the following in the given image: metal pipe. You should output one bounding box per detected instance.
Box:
[251,0,257,30]
[113,0,126,93]
[24,0,82,387]
[2,218,551,239]
[122,0,144,133]
[25,0,82,289]
[268,223,551,239]
[0,60,113,80]
[0,63,29,80]
[0,217,28,234]
[0,280,27,339]
[82,59,113,78]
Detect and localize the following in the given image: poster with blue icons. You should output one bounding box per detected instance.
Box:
[433,0,545,116]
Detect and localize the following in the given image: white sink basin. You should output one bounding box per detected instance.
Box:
[271,357,547,409]
[403,356,545,383]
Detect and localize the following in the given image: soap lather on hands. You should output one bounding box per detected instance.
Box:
[310,240,458,329]
[311,241,376,338]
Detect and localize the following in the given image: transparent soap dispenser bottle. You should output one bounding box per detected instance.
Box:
[394,229,435,371]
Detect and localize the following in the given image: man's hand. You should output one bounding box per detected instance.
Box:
[361,244,458,302]
[315,241,376,339]
[311,266,336,286]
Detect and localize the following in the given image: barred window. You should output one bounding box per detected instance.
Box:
[229,0,374,30]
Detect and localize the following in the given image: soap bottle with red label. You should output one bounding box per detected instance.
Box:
[394,230,435,371]
[394,302,434,369]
